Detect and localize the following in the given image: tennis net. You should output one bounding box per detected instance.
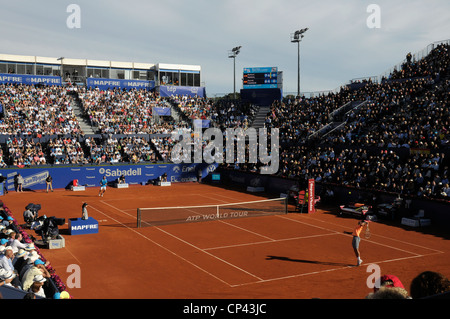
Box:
[137,197,288,227]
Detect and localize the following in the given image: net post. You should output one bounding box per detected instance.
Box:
[284,197,288,214]
[137,208,141,228]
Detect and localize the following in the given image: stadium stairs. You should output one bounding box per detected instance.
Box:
[307,100,366,142]
[68,92,97,135]
[165,98,192,124]
[250,105,271,129]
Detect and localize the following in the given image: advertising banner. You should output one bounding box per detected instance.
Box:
[308,179,316,214]
[69,218,99,235]
[0,73,62,86]
[0,163,218,191]
[153,107,172,116]
[86,77,155,91]
[159,85,206,98]
[193,119,211,128]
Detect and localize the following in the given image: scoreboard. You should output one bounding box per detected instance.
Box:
[243,67,279,89]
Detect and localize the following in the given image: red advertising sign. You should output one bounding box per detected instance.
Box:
[308,179,315,214]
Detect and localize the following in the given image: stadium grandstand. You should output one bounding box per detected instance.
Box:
[262,41,450,202]
[0,39,449,299]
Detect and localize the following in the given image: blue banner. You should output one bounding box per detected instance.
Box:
[243,67,278,74]
[0,73,62,86]
[0,163,218,191]
[86,77,156,91]
[159,85,206,98]
[69,218,99,235]
[153,107,171,116]
[193,119,210,128]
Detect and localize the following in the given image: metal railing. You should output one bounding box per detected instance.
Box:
[379,39,450,81]
[281,38,450,99]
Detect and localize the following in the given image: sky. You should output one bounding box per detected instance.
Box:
[1,0,450,96]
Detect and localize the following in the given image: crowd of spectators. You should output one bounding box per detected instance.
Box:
[364,271,450,299]
[0,84,82,136]
[155,97,259,162]
[259,43,450,201]
[0,43,448,203]
[47,136,87,165]
[323,78,449,151]
[83,136,159,164]
[0,80,262,167]
[119,136,158,163]
[78,87,173,134]
[169,95,214,120]
[279,145,449,200]
[4,137,47,167]
[210,99,258,130]
[0,204,65,299]
[388,43,449,81]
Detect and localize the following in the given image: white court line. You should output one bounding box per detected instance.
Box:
[100,200,136,219]
[231,250,445,288]
[230,265,355,288]
[98,200,264,283]
[278,215,423,256]
[204,193,446,254]
[88,204,236,287]
[279,214,445,255]
[154,224,264,282]
[97,195,445,289]
[198,192,446,286]
[204,232,340,251]
[294,213,445,254]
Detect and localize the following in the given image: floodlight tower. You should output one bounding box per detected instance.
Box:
[291,28,308,97]
[228,46,242,99]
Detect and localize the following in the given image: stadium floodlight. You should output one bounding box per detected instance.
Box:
[291,28,308,97]
[228,46,242,99]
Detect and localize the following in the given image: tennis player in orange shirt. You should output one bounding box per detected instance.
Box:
[352,220,369,266]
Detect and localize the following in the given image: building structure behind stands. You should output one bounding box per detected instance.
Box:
[0,53,205,97]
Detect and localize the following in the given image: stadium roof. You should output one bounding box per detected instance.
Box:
[0,53,201,72]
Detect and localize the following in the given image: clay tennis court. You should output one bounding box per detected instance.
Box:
[4,182,450,299]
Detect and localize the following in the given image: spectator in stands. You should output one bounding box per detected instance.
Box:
[365,287,410,299]
[0,269,18,289]
[372,274,408,294]
[19,249,40,280]
[4,230,15,246]
[22,258,51,291]
[0,246,22,288]
[1,216,14,228]
[409,271,450,298]
[23,292,36,299]
[0,238,7,249]
[0,225,7,238]
[27,274,47,298]
[9,232,28,254]
[12,249,28,275]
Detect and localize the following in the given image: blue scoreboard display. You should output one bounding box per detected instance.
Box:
[243,67,278,89]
